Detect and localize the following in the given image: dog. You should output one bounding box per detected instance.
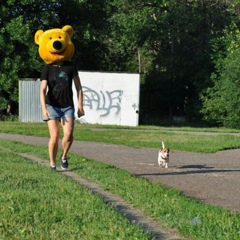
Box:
[158,141,170,168]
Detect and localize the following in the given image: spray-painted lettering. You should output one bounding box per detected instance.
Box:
[83,86,123,117]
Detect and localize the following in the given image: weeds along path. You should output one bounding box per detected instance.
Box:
[17,153,186,240]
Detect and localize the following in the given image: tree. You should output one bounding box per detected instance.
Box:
[0,0,112,114]
[136,0,234,123]
[201,25,240,128]
[0,0,64,114]
[2,0,240,127]
[103,0,235,124]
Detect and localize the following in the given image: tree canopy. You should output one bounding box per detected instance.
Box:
[1,0,240,127]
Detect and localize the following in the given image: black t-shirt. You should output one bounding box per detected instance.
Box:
[40,61,78,108]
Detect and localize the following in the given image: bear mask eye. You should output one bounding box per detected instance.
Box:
[49,37,52,40]
[58,36,61,39]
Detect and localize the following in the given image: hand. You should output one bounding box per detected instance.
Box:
[77,108,85,118]
[43,109,50,121]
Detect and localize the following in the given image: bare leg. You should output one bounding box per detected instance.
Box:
[47,120,60,166]
[61,117,74,160]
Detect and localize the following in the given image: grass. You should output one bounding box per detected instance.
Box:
[1,122,240,152]
[0,146,148,239]
[0,122,240,239]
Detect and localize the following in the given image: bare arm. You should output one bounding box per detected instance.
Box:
[73,75,85,117]
[40,80,49,120]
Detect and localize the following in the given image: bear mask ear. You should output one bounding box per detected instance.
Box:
[62,25,74,38]
[34,30,44,45]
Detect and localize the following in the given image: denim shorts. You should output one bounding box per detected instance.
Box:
[44,105,75,121]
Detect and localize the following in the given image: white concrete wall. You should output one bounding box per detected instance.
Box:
[73,72,140,126]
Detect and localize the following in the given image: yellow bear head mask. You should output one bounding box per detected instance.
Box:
[34,25,75,64]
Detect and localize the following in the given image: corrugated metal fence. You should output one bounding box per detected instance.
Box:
[19,78,42,122]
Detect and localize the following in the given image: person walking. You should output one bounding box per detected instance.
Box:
[35,25,84,170]
[40,61,84,170]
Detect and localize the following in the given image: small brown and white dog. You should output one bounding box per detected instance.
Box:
[158,141,170,168]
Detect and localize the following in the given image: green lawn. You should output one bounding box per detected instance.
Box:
[0,122,240,239]
[1,122,240,152]
[0,146,149,239]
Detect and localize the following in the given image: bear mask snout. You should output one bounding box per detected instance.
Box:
[53,40,62,50]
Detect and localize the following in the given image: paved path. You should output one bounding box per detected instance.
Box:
[1,133,239,214]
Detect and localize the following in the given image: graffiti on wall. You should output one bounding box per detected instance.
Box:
[83,86,123,117]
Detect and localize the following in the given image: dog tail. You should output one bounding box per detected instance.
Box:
[162,141,165,148]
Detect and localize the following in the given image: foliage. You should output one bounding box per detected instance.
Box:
[201,25,240,128]
[136,0,234,123]
[0,0,111,114]
[2,0,240,127]
[0,0,60,114]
